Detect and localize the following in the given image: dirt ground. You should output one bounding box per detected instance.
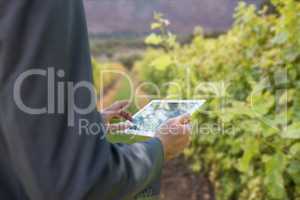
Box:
[160,156,215,200]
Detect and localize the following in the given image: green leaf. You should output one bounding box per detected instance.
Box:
[271,32,289,45]
[284,47,300,62]
[287,160,300,184]
[150,55,172,71]
[166,33,177,47]
[248,92,275,116]
[264,153,287,199]
[151,22,162,30]
[191,160,201,172]
[238,138,259,173]
[289,143,300,156]
[145,33,163,45]
[281,122,300,139]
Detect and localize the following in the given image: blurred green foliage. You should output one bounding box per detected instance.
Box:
[92,59,124,96]
[135,1,300,199]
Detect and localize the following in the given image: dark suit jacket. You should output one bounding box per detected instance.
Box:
[0,0,164,199]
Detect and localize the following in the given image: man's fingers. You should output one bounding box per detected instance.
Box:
[181,123,192,135]
[114,100,130,110]
[119,111,133,121]
[105,100,130,112]
[171,124,191,135]
[160,123,191,135]
[179,114,191,124]
[102,100,133,122]
[167,114,190,123]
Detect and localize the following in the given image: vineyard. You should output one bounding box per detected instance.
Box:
[134,1,300,199]
[92,0,300,199]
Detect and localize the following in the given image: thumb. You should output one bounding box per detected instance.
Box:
[177,114,191,125]
[117,100,130,110]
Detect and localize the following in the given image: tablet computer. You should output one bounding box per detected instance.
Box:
[125,100,205,137]
[107,100,205,143]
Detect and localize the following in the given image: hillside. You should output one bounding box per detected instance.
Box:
[84,0,265,36]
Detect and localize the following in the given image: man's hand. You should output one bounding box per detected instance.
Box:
[155,114,191,161]
[102,100,133,132]
[102,100,133,123]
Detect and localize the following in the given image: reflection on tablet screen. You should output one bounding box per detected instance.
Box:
[128,100,205,134]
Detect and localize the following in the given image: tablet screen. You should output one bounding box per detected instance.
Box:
[126,100,205,136]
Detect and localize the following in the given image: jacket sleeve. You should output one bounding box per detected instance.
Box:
[0,104,164,200]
